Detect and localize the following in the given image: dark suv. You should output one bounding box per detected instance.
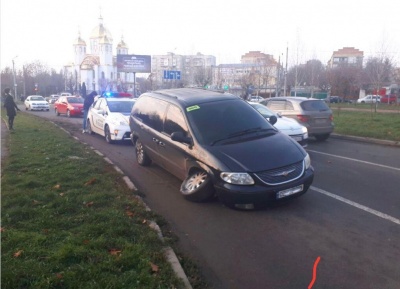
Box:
[129,88,314,209]
[261,97,334,141]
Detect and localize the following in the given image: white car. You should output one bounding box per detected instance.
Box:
[86,92,136,144]
[249,102,308,147]
[24,95,50,111]
[357,95,381,104]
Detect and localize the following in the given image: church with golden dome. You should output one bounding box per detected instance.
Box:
[65,15,135,94]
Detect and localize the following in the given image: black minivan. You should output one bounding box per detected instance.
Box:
[129,88,314,209]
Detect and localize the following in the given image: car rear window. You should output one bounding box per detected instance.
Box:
[300,100,330,111]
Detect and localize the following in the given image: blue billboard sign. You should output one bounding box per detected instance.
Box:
[117,54,151,73]
[163,70,181,80]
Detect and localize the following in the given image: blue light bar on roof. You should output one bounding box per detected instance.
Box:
[102,92,133,98]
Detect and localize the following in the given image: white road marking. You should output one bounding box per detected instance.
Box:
[307,150,400,171]
[311,186,400,225]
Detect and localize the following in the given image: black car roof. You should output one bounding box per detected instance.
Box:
[144,88,240,106]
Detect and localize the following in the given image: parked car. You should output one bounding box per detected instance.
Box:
[326,96,353,104]
[54,96,84,117]
[24,95,50,111]
[356,95,381,104]
[129,88,314,209]
[48,94,60,104]
[249,102,308,147]
[248,95,264,102]
[86,92,136,143]
[380,95,399,104]
[260,97,334,141]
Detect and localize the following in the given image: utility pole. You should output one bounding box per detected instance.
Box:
[275,55,280,97]
[12,56,18,100]
[284,45,288,96]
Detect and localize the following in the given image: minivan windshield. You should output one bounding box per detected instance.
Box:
[186,99,276,145]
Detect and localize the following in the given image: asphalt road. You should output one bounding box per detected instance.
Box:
[21,106,400,289]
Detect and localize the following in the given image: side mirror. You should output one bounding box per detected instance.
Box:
[268,115,278,125]
[171,131,192,145]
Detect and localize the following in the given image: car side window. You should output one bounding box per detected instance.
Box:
[164,105,188,136]
[266,100,286,110]
[133,96,168,132]
[99,99,107,111]
[93,99,101,109]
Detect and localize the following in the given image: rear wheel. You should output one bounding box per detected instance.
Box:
[104,125,114,144]
[314,133,330,141]
[135,139,151,166]
[180,170,215,202]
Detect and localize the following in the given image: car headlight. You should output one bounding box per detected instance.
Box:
[304,153,311,169]
[220,172,254,185]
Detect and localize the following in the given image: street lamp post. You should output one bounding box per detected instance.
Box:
[12,56,18,100]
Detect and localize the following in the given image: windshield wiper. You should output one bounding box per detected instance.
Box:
[210,127,274,145]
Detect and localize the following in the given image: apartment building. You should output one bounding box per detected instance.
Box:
[328,47,364,68]
[151,52,216,88]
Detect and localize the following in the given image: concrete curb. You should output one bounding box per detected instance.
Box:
[331,133,400,147]
[50,121,193,289]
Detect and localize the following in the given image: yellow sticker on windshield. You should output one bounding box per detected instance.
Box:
[186,105,200,112]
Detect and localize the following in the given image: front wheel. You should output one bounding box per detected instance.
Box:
[135,139,151,166]
[104,125,114,144]
[180,170,215,202]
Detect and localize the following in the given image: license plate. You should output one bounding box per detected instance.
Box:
[276,185,304,199]
[315,119,327,124]
[292,136,303,141]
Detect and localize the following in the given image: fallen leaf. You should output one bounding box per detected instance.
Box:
[83,240,90,245]
[109,249,122,255]
[84,178,97,186]
[142,219,147,224]
[42,229,49,234]
[53,184,61,189]
[125,211,135,217]
[13,250,23,258]
[56,273,63,279]
[32,200,41,205]
[150,262,159,272]
[85,201,94,207]
[59,193,65,197]
[0,227,5,232]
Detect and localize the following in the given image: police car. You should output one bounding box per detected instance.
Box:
[86,92,136,144]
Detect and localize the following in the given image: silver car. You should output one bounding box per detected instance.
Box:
[260,97,334,141]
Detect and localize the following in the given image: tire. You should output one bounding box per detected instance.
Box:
[135,139,151,166]
[67,110,71,117]
[104,125,114,144]
[180,170,215,202]
[55,108,60,116]
[86,120,93,135]
[314,133,330,141]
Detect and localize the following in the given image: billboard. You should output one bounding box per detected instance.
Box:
[117,54,151,73]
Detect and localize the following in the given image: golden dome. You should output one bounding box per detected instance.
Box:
[90,16,113,43]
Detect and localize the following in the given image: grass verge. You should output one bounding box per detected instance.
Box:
[1,110,187,288]
[332,109,400,142]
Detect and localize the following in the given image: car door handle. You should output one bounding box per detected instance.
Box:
[152,138,159,143]
[158,142,165,147]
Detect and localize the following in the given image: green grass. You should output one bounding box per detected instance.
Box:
[332,109,400,142]
[1,110,192,289]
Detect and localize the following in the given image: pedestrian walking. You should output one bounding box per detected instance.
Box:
[82,91,97,133]
[3,88,21,130]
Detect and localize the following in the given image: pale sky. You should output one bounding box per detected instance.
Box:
[1,0,399,72]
